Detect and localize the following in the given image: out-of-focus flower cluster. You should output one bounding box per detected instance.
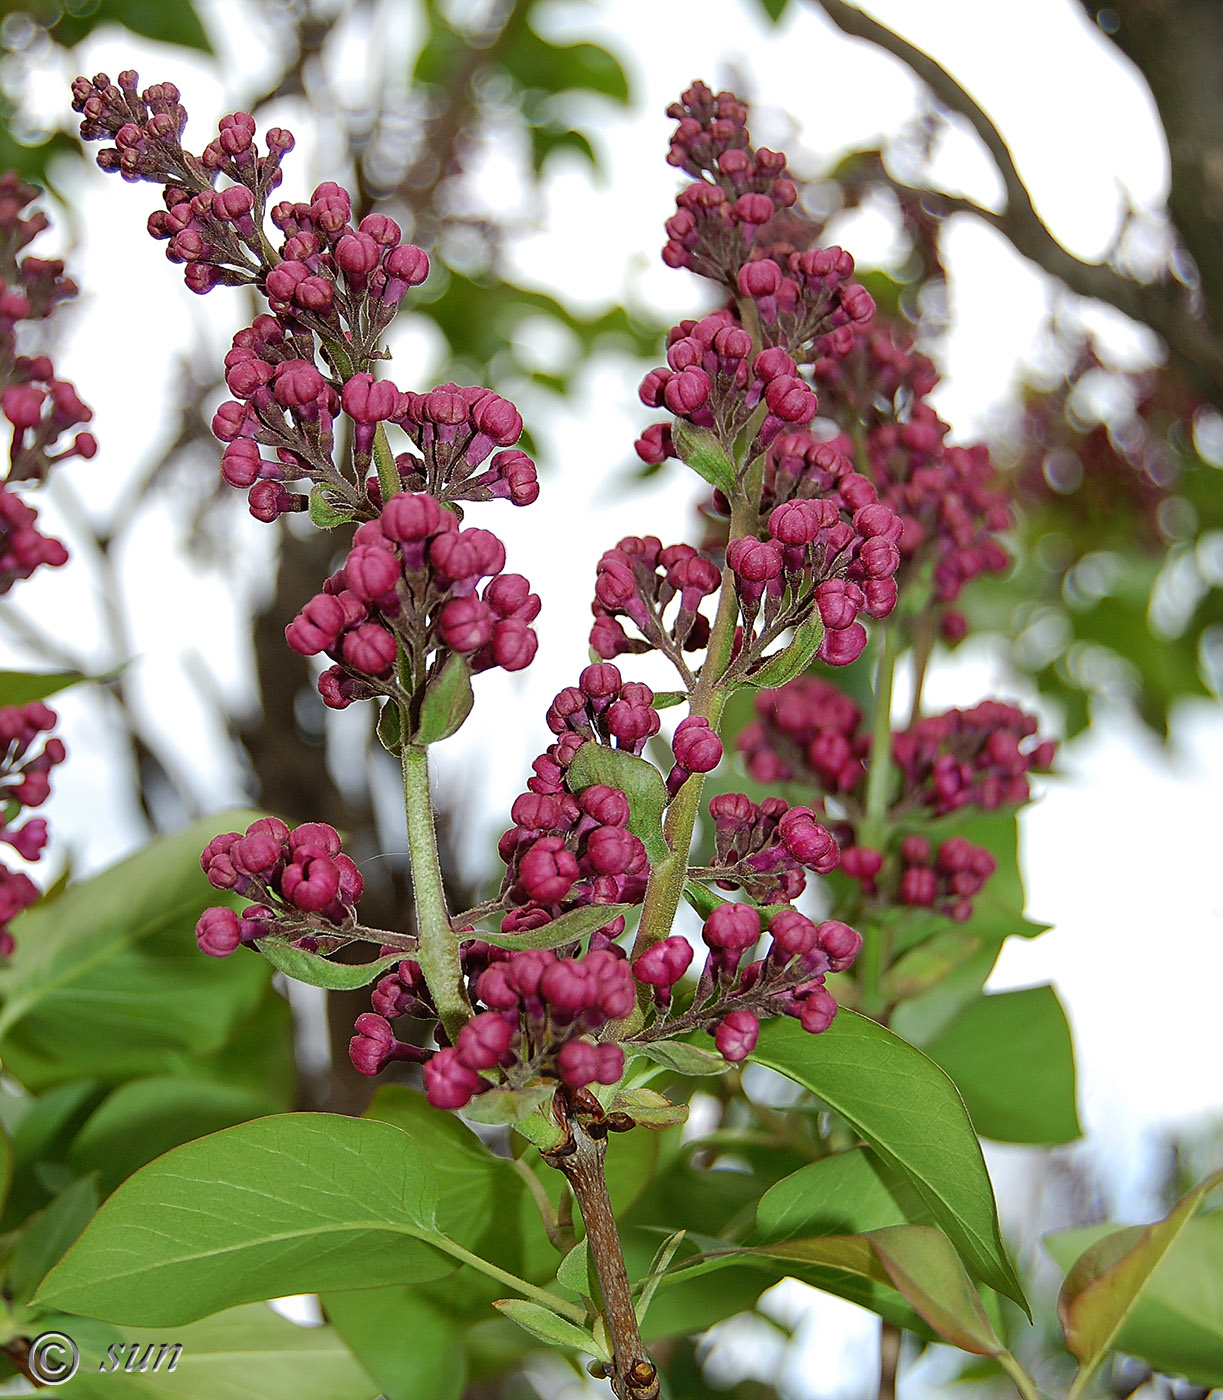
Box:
[0,702,65,955]
[0,174,96,594]
[740,677,1055,921]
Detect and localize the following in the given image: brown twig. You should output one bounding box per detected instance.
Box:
[543,1093,659,1400]
[804,0,1223,406]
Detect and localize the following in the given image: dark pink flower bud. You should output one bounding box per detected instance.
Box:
[491,618,537,671]
[579,785,630,826]
[703,902,761,952]
[457,1012,515,1070]
[738,259,781,297]
[664,367,712,416]
[726,537,783,582]
[196,906,243,956]
[424,1047,484,1107]
[342,373,400,424]
[519,837,578,904]
[841,846,883,880]
[715,1009,759,1062]
[382,491,446,542]
[815,920,861,972]
[768,908,818,957]
[799,987,838,1034]
[817,622,867,666]
[633,935,693,988]
[900,866,938,906]
[672,716,722,773]
[341,622,397,676]
[438,595,493,652]
[585,825,642,876]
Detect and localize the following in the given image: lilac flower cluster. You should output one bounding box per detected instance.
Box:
[590,536,720,673]
[843,834,997,925]
[0,175,96,593]
[697,791,841,902]
[73,71,539,532]
[727,490,902,671]
[740,679,1054,921]
[0,702,65,955]
[636,312,817,468]
[284,491,539,714]
[661,82,874,355]
[497,782,648,933]
[353,942,635,1107]
[812,320,1011,615]
[196,817,364,956]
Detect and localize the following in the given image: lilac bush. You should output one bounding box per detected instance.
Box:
[3,64,1208,1400]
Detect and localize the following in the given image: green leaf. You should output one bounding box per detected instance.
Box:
[753,1146,929,1245]
[671,419,738,498]
[9,1174,98,1307]
[624,1039,731,1077]
[651,691,688,710]
[556,1237,591,1299]
[0,670,91,706]
[413,653,474,744]
[492,1299,610,1362]
[323,1288,463,1400]
[565,743,669,866]
[609,1087,689,1130]
[500,28,630,105]
[67,1077,277,1196]
[750,1014,1026,1309]
[0,812,272,1089]
[0,1121,12,1221]
[1056,1168,1223,1386]
[258,941,404,991]
[479,902,634,952]
[2,1082,105,1231]
[307,486,355,529]
[529,125,598,176]
[35,1114,458,1326]
[636,1229,686,1326]
[747,611,826,688]
[1046,1213,1223,1388]
[922,984,1080,1145]
[376,699,403,756]
[45,0,212,51]
[757,0,792,19]
[53,1303,377,1400]
[867,1225,1005,1356]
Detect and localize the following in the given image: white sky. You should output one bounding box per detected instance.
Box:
[4,1,1222,1394]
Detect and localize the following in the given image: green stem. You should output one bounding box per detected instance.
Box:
[859,623,898,1018]
[371,421,401,505]
[401,740,471,1042]
[427,1232,588,1325]
[630,501,747,962]
[998,1350,1051,1400]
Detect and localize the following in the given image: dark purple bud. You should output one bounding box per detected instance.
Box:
[672,715,723,773]
[457,1012,516,1070]
[423,1047,484,1107]
[702,902,761,952]
[714,1009,759,1062]
[633,935,693,988]
[196,906,243,956]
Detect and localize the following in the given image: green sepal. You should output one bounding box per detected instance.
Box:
[376,699,403,755]
[651,691,688,710]
[747,610,826,688]
[672,419,737,498]
[257,941,406,991]
[624,1039,731,1078]
[609,1086,689,1129]
[479,902,634,952]
[492,1299,611,1363]
[308,486,356,530]
[413,653,474,745]
[566,743,669,866]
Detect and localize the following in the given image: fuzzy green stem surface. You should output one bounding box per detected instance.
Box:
[401,739,471,1041]
[859,623,898,1018]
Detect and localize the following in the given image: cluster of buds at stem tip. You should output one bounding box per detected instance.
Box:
[0,703,65,956]
[196,818,365,957]
[1,175,97,594]
[72,71,540,527]
[629,902,861,1064]
[284,491,539,720]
